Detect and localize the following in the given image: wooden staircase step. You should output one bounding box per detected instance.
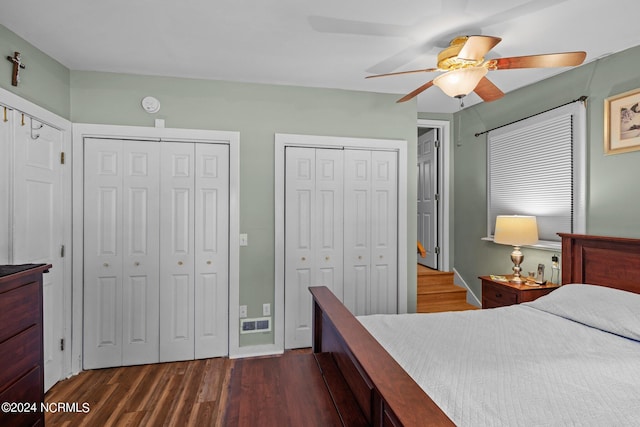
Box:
[416,264,478,313]
[417,300,479,313]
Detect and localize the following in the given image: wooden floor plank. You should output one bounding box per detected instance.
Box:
[45,359,230,426]
[224,352,344,427]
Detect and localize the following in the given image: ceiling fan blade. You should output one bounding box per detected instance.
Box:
[474,77,504,102]
[366,68,439,79]
[397,80,434,103]
[493,51,586,69]
[457,35,502,61]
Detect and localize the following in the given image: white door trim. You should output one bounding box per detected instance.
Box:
[417,119,451,271]
[0,86,72,388]
[275,133,408,354]
[72,123,239,373]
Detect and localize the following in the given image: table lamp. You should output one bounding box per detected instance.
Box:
[493,215,538,283]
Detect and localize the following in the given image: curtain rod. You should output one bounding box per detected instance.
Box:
[474,95,588,138]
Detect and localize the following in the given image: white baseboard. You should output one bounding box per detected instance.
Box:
[453,268,481,307]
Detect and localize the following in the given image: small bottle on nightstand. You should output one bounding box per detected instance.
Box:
[550,254,560,285]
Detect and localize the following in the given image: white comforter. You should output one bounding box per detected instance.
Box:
[358,284,640,426]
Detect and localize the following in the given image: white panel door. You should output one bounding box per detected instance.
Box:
[344,150,398,315]
[284,147,343,349]
[84,138,160,369]
[370,151,398,314]
[83,138,124,369]
[160,142,195,362]
[343,150,371,315]
[194,143,229,358]
[122,141,160,365]
[417,129,438,269]
[0,111,10,264]
[12,113,66,389]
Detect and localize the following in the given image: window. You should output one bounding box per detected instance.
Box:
[487,101,586,248]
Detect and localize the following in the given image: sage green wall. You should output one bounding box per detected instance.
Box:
[70,71,418,346]
[0,25,70,118]
[451,45,640,299]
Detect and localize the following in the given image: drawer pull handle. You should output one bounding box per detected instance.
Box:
[134,262,140,266]
[178,261,183,266]
[325,256,330,261]
[358,256,362,260]
[207,260,212,265]
[103,263,109,267]
[301,257,306,261]
[495,293,502,298]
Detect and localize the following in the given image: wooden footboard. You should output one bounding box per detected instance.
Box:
[310,286,454,427]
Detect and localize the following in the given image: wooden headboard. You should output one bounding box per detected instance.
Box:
[559,233,640,294]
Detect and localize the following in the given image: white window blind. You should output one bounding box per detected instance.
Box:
[487,101,586,244]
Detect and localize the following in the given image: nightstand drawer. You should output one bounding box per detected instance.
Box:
[482,281,517,307]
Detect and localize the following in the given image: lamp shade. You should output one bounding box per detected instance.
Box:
[494,215,538,246]
[433,67,488,98]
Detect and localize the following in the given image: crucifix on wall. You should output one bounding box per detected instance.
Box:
[6,52,26,87]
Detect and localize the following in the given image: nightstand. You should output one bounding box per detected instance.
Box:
[480,275,560,309]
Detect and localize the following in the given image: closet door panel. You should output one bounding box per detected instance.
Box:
[284,147,316,349]
[315,149,344,299]
[195,143,229,358]
[122,142,160,365]
[371,151,398,314]
[160,143,195,362]
[343,150,371,315]
[285,147,343,349]
[83,139,124,369]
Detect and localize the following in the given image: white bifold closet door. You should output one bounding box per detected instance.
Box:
[343,149,398,316]
[83,138,228,369]
[285,147,344,349]
[284,147,398,349]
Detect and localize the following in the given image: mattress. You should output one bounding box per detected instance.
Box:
[358,284,640,426]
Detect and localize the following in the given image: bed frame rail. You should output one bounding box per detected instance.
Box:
[310,286,454,427]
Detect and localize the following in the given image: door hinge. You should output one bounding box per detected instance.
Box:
[435,193,440,201]
[60,244,65,257]
[60,338,65,351]
[435,246,440,254]
[434,139,440,148]
[60,152,65,164]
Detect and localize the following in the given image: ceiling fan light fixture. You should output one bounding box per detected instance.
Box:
[433,67,488,98]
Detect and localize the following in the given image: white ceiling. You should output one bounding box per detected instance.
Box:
[2,0,639,113]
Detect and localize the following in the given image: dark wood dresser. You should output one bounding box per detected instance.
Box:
[0,264,51,427]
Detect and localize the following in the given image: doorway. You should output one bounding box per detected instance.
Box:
[417,119,451,272]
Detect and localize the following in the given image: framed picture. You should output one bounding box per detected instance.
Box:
[604,88,640,154]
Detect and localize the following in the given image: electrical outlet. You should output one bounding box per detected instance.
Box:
[239,233,248,246]
[239,305,247,318]
[263,303,270,316]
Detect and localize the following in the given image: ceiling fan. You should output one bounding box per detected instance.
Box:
[366,35,586,105]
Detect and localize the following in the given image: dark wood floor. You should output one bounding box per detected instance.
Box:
[44,292,471,426]
[45,357,232,426]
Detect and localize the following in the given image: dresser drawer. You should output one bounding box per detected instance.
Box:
[482,281,517,307]
[0,367,43,427]
[0,282,40,343]
[0,325,41,393]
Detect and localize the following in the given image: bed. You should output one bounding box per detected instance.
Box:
[310,233,640,426]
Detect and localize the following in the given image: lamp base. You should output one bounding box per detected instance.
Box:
[510,245,524,283]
